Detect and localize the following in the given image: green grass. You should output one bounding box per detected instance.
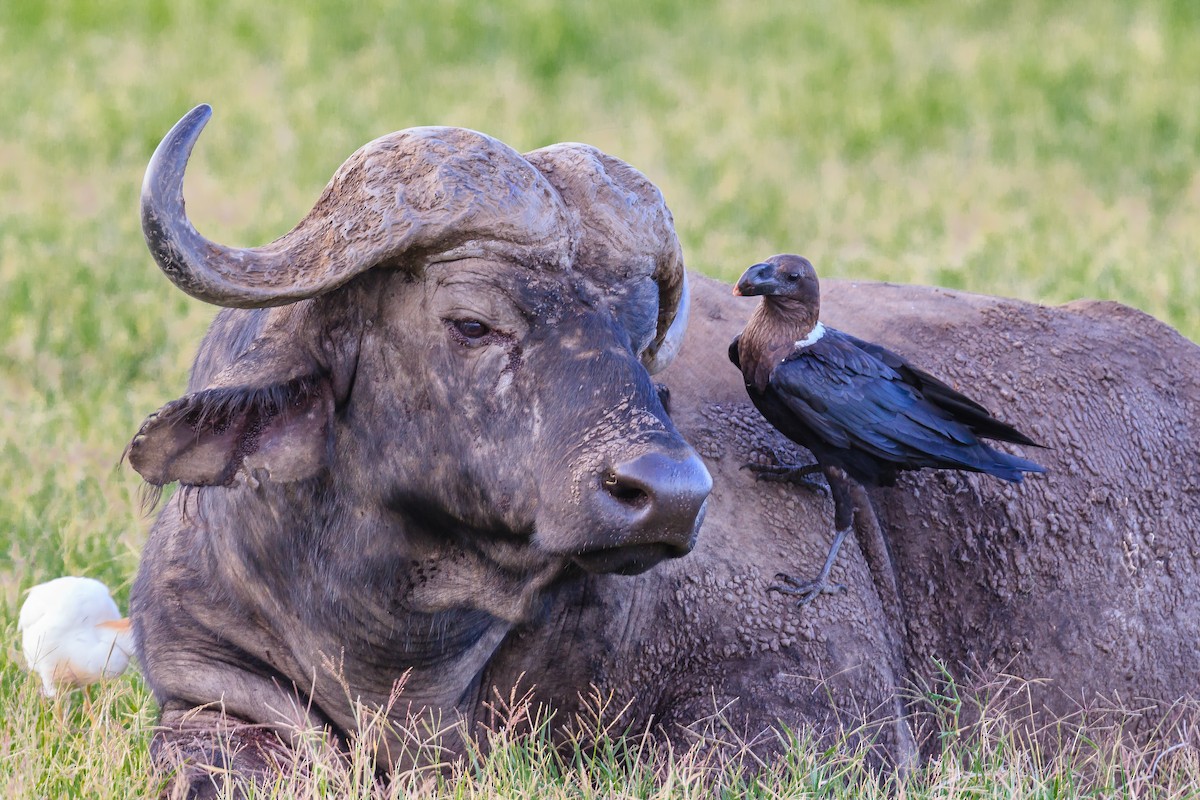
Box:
[3,668,1200,798]
[2,0,1198,796]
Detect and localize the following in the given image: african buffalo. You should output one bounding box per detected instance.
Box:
[128,105,712,794]
[130,107,1200,796]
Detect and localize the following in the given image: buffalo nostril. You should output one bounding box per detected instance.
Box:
[603,470,652,508]
[582,451,712,564]
[602,452,712,529]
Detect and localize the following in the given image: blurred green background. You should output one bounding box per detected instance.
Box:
[0,0,1197,793]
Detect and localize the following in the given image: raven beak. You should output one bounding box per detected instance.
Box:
[734,262,779,297]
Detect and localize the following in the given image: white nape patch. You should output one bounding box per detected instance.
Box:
[795,322,826,348]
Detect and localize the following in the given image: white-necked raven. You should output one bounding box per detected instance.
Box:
[730,254,1045,605]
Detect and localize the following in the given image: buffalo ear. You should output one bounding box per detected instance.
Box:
[128,374,333,487]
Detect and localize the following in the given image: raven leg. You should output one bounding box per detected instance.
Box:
[769,525,851,604]
[769,470,855,606]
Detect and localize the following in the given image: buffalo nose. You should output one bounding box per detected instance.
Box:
[600,451,712,553]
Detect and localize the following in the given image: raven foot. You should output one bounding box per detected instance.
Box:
[767,524,852,607]
[741,461,829,495]
[768,572,847,606]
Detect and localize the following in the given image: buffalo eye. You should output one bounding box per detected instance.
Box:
[455,319,489,338]
[446,317,493,345]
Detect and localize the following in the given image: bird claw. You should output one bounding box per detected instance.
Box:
[741,462,829,496]
[768,572,847,607]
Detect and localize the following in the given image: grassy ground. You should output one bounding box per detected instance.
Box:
[2,0,1198,796]
[3,674,1200,798]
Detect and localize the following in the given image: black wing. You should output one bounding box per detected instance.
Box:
[770,335,964,461]
[768,332,1042,480]
[839,332,1043,448]
[728,335,742,370]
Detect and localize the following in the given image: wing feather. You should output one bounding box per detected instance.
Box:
[840,332,1043,447]
[770,334,987,467]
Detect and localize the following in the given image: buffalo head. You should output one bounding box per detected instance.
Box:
[128,106,711,619]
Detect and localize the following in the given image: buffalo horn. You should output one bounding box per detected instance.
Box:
[642,270,690,375]
[140,104,571,308]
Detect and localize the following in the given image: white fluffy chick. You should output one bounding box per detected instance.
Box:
[18,576,135,696]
